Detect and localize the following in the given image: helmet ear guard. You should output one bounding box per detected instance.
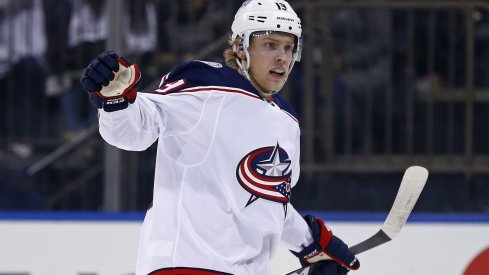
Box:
[293,36,303,62]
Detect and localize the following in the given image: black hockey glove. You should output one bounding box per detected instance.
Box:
[292,215,360,271]
[80,51,141,112]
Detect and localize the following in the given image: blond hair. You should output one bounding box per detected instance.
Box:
[223,35,241,70]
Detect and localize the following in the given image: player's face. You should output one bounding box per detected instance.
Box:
[246,32,296,96]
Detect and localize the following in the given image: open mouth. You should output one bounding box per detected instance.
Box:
[270,69,285,78]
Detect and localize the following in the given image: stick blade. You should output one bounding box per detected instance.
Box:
[381,166,428,239]
[349,229,391,255]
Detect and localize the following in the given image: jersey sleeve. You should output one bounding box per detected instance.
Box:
[151,60,227,138]
[98,96,161,151]
[290,127,301,187]
[271,94,301,186]
[280,204,314,252]
[99,60,225,151]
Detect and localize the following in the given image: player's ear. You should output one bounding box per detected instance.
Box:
[235,42,247,60]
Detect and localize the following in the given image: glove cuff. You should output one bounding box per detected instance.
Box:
[90,63,142,112]
[293,215,360,270]
[292,243,326,266]
[89,85,138,112]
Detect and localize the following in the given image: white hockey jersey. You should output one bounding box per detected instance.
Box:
[98,60,313,275]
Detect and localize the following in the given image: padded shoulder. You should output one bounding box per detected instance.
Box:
[163,61,228,88]
[155,60,297,122]
[157,60,259,96]
[272,94,299,121]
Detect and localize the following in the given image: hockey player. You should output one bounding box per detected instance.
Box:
[80,0,360,274]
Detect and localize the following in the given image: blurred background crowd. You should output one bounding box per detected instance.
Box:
[1,0,489,214]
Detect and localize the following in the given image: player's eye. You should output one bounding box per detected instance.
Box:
[284,44,294,54]
[264,42,276,50]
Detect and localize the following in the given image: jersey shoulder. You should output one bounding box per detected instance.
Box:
[156,60,254,94]
[153,60,298,121]
[272,94,299,121]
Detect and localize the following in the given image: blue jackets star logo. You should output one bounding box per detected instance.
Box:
[236,143,292,214]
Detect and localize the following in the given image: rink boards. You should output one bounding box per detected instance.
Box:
[0,212,488,275]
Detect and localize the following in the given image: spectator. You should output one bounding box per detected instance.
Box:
[122,0,158,88]
[61,0,108,140]
[328,7,390,153]
[0,0,47,154]
[163,0,236,61]
[0,149,43,210]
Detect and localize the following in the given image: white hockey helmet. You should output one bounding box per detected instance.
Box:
[231,0,303,62]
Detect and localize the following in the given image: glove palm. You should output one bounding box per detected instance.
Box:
[81,51,141,112]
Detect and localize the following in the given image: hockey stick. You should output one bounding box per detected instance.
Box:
[284,166,429,275]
